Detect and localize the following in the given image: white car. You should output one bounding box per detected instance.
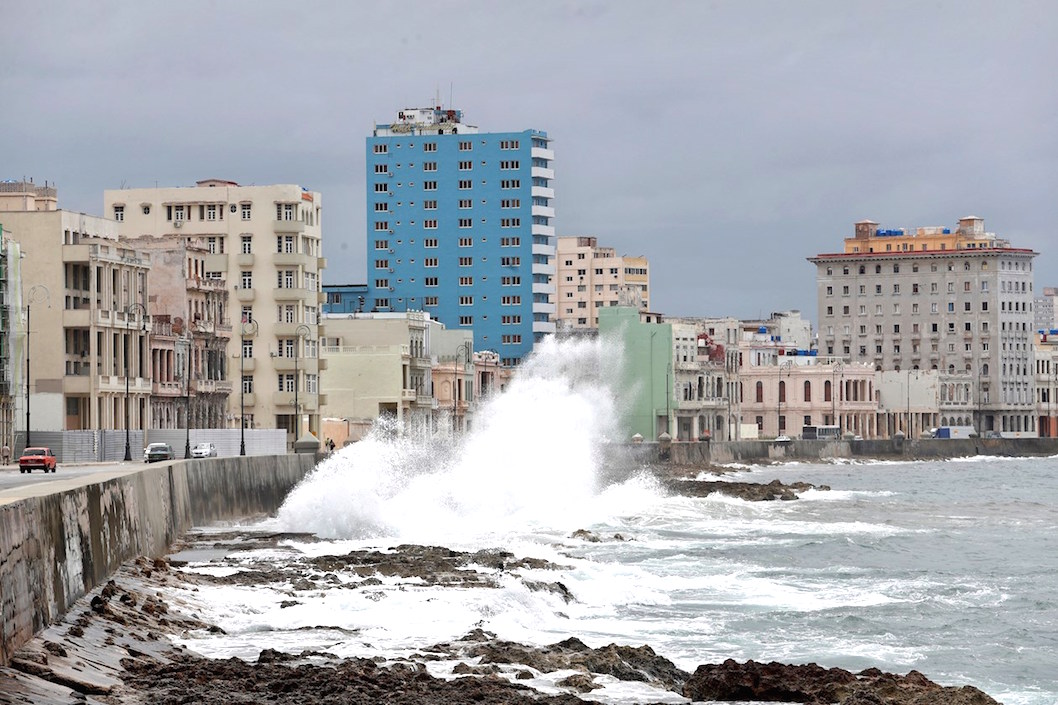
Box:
[191,442,217,458]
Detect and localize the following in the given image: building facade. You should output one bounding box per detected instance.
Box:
[0,227,21,449]
[319,311,437,439]
[810,217,1038,436]
[554,236,649,331]
[122,235,233,430]
[1035,286,1058,333]
[105,180,326,443]
[365,106,556,366]
[0,209,153,435]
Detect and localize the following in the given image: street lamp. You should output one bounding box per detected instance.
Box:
[123,302,148,462]
[831,360,844,431]
[240,319,259,456]
[183,336,192,459]
[293,323,311,439]
[776,360,792,437]
[453,342,471,432]
[24,284,50,448]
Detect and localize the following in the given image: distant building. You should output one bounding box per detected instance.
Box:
[809,216,1038,436]
[322,283,368,315]
[1035,286,1058,333]
[1035,331,1058,438]
[598,305,673,440]
[319,311,436,439]
[365,105,556,366]
[554,236,649,331]
[105,180,326,443]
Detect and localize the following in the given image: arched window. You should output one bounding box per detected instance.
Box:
[755,381,763,403]
[779,380,786,403]
[824,380,832,402]
[804,380,812,402]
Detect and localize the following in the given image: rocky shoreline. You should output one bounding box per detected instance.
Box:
[0,477,1003,705]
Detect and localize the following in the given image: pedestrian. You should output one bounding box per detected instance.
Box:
[1,444,10,466]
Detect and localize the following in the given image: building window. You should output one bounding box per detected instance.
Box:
[423,162,437,172]
[458,179,473,190]
[423,181,437,191]
[424,296,438,306]
[374,144,388,154]
[501,257,521,267]
[278,235,295,253]
[424,238,438,248]
[459,141,472,151]
[459,276,473,286]
[423,219,438,229]
[459,257,473,266]
[375,259,389,269]
[424,200,437,210]
[424,258,438,267]
[423,142,437,152]
[142,205,151,215]
[240,271,252,289]
[425,277,438,287]
[374,164,389,175]
[240,203,252,220]
[459,161,472,170]
[459,296,473,305]
[458,237,473,247]
[501,179,521,189]
[459,316,473,325]
[755,381,763,403]
[241,235,252,254]
[500,160,520,170]
[459,218,472,228]
[375,183,389,193]
[242,374,254,393]
[500,140,520,150]
[113,205,124,221]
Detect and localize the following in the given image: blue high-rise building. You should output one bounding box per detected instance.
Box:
[365,106,556,365]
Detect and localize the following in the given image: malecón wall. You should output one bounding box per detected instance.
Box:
[0,454,316,665]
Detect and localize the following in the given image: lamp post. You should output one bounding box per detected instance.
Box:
[776,360,792,437]
[24,284,50,448]
[123,302,148,462]
[183,336,192,459]
[453,342,470,432]
[293,324,311,439]
[240,319,259,456]
[830,360,844,430]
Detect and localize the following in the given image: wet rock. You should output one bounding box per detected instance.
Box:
[557,673,599,692]
[570,529,601,542]
[662,477,827,501]
[682,659,1002,705]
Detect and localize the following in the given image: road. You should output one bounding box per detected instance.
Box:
[0,462,144,493]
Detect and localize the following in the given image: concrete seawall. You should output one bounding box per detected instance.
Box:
[0,454,316,665]
[662,437,1058,466]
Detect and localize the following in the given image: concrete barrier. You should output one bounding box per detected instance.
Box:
[0,454,316,665]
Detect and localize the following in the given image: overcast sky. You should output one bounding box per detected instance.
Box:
[4,1,1055,322]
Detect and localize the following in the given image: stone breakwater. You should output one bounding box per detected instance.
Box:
[0,477,1004,704]
[0,541,1001,705]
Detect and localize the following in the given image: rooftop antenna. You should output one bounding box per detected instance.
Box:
[449,82,453,110]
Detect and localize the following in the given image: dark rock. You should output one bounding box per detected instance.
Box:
[42,642,66,657]
[570,529,601,542]
[557,673,599,692]
[661,478,826,501]
[682,659,1002,705]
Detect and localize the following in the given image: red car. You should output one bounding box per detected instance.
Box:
[19,447,57,473]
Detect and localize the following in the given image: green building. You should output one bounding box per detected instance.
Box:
[598,305,673,441]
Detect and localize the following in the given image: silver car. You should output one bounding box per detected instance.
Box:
[191,442,217,458]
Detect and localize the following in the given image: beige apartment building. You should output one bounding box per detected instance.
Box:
[319,312,436,441]
[0,203,153,435]
[105,180,325,443]
[810,217,1038,436]
[555,236,649,330]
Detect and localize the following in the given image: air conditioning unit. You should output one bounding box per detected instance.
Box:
[173,220,183,228]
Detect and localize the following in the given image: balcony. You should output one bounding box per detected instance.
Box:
[532,242,556,257]
[271,356,297,372]
[531,166,555,180]
[531,185,554,199]
[401,389,416,402]
[194,378,233,394]
[236,253,254,267]
[274,252,314,268]
[241,392,256,407]
[272,391,318,410]
[274,287,312,302]
[531,205,555,219]
[187,277,227,292]
[238,358,256,373]
[62,308,91,327]
[235,287,255,302]
[533,320,557,334]
[530,146,555,161]
[205,253,228,271]
[317,257,327,269]
[274,219,306,234]
[152,380,183,397]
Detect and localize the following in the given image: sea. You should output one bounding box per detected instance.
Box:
[167,336,1058,705]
